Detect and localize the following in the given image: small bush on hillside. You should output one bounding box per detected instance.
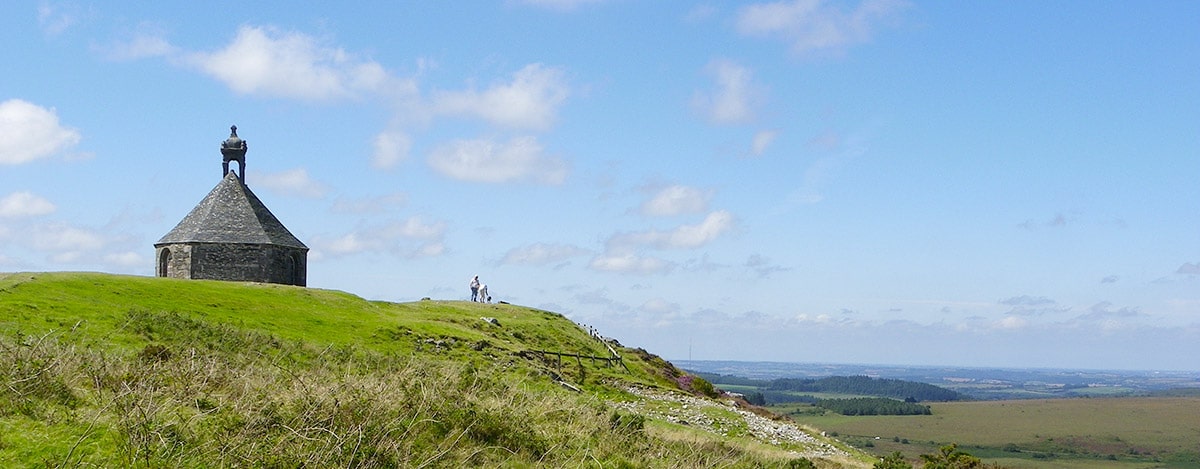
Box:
[920,444,984,469]
[674,374,720,398]
[874,451,912,469]
[138,343,171,362]
[788,457,817,468]
[609,411,645,435]
[691,376,719,398]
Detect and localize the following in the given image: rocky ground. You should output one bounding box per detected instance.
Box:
[613,386,852,461]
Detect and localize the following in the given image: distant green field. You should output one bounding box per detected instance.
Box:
[785,397,1200,468]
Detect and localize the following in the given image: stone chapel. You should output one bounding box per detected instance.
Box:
[154,126,309,286]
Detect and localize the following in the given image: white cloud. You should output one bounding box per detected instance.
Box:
[609,210,735,250]
[427,136,568,184]
[30,222,105,253]
[640,298,681,315]
[313,216,447,259]
[995,315,1029,330]
[501,242,590,265]
[0,99,82,165]
[793,313,840,325]
[588,251,673,274]
[692,59,762,124]
[0,191,56,218]
[639,185,712,217]
[99,31,177,61]
[749,129,778,157]
[104,251,145,267]
[735,0,908,56]
[37,1,78,36]
[394,216,446,239]
[255,168,328,198]
[187,25,387,101]
[432,63,569,130]
[371,130,412,169]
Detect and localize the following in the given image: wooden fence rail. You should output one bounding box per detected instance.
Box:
[523,349,628,373]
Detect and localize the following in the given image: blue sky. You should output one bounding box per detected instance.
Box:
[2,1,1198,371]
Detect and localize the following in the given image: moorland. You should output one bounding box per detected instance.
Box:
[0,272,867,468]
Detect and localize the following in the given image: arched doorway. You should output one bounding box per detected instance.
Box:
[158,248,172,277]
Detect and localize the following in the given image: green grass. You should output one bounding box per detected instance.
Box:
[0,272,859,467]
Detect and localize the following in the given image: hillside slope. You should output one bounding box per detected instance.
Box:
[0,272,869,468]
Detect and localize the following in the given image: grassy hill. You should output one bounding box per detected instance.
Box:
[0,272,868,468]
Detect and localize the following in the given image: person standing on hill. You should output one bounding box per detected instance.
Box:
[469,275,481,302]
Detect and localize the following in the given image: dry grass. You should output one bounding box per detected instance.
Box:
[1,273,863,467]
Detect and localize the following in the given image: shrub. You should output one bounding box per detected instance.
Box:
[875,451,913,469]
[691,376,719,398]
[609,411,646,435]
[788,457,817,468]
[919,444,983,469]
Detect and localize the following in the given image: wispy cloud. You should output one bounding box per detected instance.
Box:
[427,136,568,184]
[999,295,1069,317]
[37,1,79,36]
[747,129,779,157]
[588,250,674,275]
[640,297,681,315]
[1018,212,1072,230]
[370,129,412,170]
[0,192,57,218]
[744,253,790,278]
[999,295,1055,307]
[501,242,590,266]
[0,219,140,271]
[638,184,713,217]
[310,216,446,260]
[692,59,763,124]
[1068,302,1147,332]
[96,28,177,61]
[735,0,909,56]
[0,99,82,165]
[432,64,570,131]
[255,168,329,199]
[788,129,868,205]
[608,210,735,250]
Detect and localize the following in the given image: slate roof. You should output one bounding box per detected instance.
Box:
[155,171,308,249]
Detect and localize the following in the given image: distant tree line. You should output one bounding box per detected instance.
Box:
[815,397,932,416]
[768,376,966,402]
[692,372,769,387]
[690,372,966,405]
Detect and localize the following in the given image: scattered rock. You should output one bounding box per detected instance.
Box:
[612,386,850,461]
